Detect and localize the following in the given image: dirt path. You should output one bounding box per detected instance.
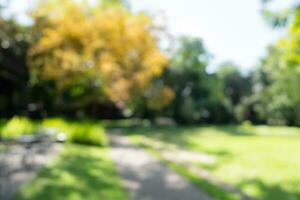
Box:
[0,143,62,200]
[109,133,213,200]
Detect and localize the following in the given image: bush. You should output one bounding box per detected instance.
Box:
[0,119,7,139]
[0,117,107,146]
[1,117,36,139]
[69,122,108,146]
[42,118,71,135]
[42,118,108,146]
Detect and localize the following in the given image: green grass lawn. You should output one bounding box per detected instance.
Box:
[126,125,300,200]
[16,144,127,200]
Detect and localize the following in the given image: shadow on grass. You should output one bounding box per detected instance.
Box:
[121,126,199,146]
[16,144,126,200]
[117,125,300,200]
[237,178,300,200]
[214,125,255,136]
[120,125,233,157]
[119,124,255,146]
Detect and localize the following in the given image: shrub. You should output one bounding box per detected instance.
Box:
[69,122,108,146]
[42,118,71,135]
[42,118,108,146]
[0,119,7,139]
[1,117,36,139]
[0,117,107,146]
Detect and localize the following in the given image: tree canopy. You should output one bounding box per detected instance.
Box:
[0,0,299,125]
[29,0,173,113]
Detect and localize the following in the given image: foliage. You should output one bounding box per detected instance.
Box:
[42,118,108,146]
[0,0,300,125]
[69,123,107,146]
[261,0,300,28]
[0,17,31,68]
[0,16,31,118]
[1,116,36,139]
[29,0,172,112]
[41,118,70,135]
[216,62,252,123]
[163,36,224,123]
[0,117,107,146]
[0,118,7,139]
[253,15,300,126]
[16,144,127,200]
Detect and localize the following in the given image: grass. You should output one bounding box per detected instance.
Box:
[143,146,240,200]
[126,125,300,200]
[16,144,127,200]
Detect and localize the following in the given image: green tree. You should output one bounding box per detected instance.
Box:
[262,0,298,28]
[0,16,31,117]
[255,45,300,126]
[260,0,300,126]
[216,62,252,122]
[164,36,224,124]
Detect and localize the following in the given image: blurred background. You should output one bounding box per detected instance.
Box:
[0,0,299,126]
[1,1,300,200]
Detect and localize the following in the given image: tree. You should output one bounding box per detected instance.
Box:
[262,0,299,28]
[0,16,31,117]
[216,62,252,122]
[256,45,300,126]
[29,0,173,115]
[258,0,300,126]
[163,36,224,124]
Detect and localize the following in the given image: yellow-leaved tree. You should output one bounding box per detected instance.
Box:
[29,0,174,111]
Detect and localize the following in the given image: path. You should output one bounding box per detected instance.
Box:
[109,132,213,200]
[138,137,257,200]
[0,143,62,200]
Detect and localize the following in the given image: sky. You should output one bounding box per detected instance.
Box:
[3,0,293,72]
[129,0,291,72]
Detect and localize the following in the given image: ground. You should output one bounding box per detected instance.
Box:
[15,144,127,200]
[109,132,213,200]
[4,124,300,200]
[125,125,300,200]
